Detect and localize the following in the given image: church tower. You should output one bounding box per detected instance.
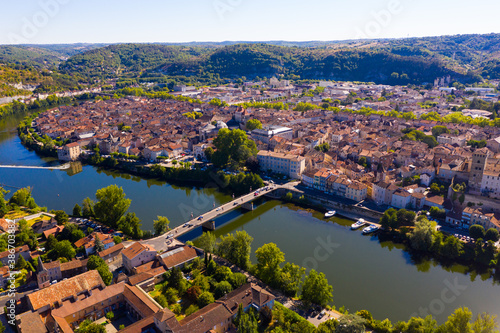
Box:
[468,148,490,192]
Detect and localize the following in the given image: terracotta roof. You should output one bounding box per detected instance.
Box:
[159,246,198,269]
[27,270,103,311]
[74,232,113,250]
[16,311,48,333]
[60,258,88,272]
[98,243,124,258]
[122,284,160,318]
[51,282,125,319]
[0,245,29,260]
[42,225,64,239]
[129,266,166,286]
[122,242,155,260]
[425,195,445,205]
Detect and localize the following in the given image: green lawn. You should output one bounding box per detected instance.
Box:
[4,210,29,220]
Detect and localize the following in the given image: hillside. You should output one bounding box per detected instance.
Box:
[57,34,500,84]
[1,34,500,88]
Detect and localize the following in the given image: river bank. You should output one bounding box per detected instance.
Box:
[2,111,500,323]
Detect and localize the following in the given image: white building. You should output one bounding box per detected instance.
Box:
[481,170,500,199]
[121,242,157,273]
[252,126,293,144]
[257,150,305,179]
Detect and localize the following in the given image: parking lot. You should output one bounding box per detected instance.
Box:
[71,217,123,237]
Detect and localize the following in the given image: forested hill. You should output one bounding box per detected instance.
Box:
[1,33,500,86]
[57,43,476,85]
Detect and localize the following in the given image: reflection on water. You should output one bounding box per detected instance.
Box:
[194,199,500,324]
[1,111,500,324]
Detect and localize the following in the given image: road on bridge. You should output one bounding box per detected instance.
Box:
[0,163,70,170]
[142,182,291,251]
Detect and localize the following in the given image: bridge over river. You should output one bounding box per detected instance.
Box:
[0,163,70,170]
[142,183,291,250]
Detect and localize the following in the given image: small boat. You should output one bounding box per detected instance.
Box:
[324,210,336,218]
[362,224,379,234]
[351,218,366,230]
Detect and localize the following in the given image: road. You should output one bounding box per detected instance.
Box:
[142,183,288,251]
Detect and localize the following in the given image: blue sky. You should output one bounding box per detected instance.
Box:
[1,0,499,44]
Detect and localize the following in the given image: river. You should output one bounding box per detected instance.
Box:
[0,111,499,323]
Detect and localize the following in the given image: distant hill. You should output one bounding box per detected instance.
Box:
[0,44,106,68]
[1,33,500,86]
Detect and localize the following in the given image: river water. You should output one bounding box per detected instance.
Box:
[0,111,499,323]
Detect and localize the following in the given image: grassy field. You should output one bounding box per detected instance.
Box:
[3,210,28,220]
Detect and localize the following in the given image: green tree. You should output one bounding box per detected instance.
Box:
[96,265,113,285]
[46,234,58,250]
[52,210,69,225]
[118,212,142,239]
[153,216,170,236]
[163,287,179,304]
[198,231,217,253]
[214,281,233,298]
[279,262,305,297]
[470,225,486,241]
[198,291,215,308]
[441,235,464,259]
[204,147,214,161]
[410,218,436,252]
[443,307,472,333]
[9,187,32,207]
[229,272,247,289]
[105,311,114,321]
[336,314,366,333]
[0,196,7,218]
[245,119,262,131]
[235,304,258,333]
[52,240,76,260]
[255,243,285,284]
[93,185,131,227]
[94,237,104,252]
[471,313,498,333]
[15,255,27,270]
[380,208,398,231]
[301,269,333,307]
[73,204,82,217]
[86,255,112,285]
[185,304,199,316]
[87,255,106,270]
[484,228,500,242]
[75,319,105,333]
[82,197,95,218]
[212,128,258,168]
[432,125,450,138]
[216,231,253,270]
[214,266,233,282]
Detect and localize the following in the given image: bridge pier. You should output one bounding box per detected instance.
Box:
[202,220,216,232]
[241,202,254,211]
